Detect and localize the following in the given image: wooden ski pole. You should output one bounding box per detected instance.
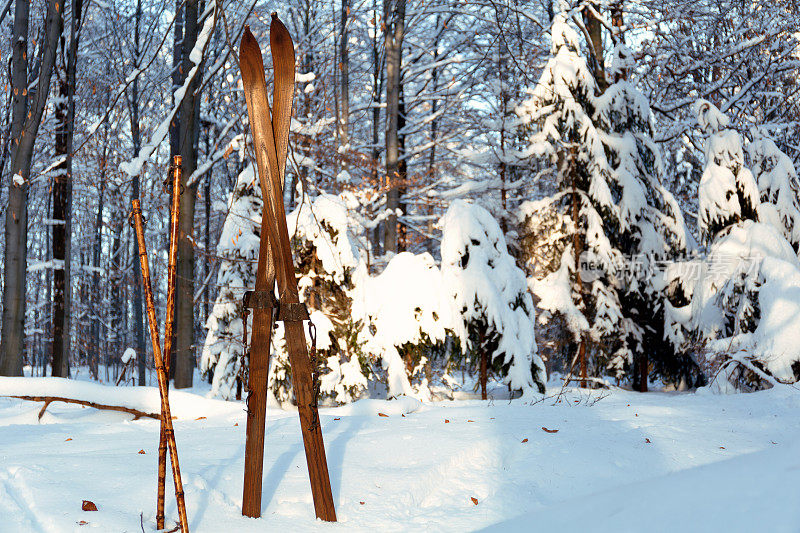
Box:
[157,156,182,530]
[131,199,189,533]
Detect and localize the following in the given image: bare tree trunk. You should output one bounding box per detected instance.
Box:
[110,220,123,376]
[130,0,147,385]
[52,0,83,378]
[425,14,441,254]
[174,0,203,389]
[1,0,64,376]
[339,0,350,164]
[383,0,404,254]
[91,158,105,380]
[570,153,587,387]
[583,1,606,91]
[166,0,185,383]
[397,85,407,252]
[370,0,383,258]
[479,330,487,400]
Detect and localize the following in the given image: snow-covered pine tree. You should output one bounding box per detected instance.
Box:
[517,9,633,384]
[351,251,452,400]
[694,99,760,243]
[441,200,546,399]
[748,129,800,253]
[284,192,369,404]
[692,102,800,390]
[593,43,693,389]
[201,163,261,400]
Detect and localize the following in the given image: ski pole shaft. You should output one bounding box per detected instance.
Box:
[157,156,182,529]
[132,199,189,533]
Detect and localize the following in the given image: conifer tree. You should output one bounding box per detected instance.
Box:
[519,8,689,386]
[748,129,800,253]
[440,200,546,398]
[594,43,691,389]
[201,164,261,400]
[691,102,800,390]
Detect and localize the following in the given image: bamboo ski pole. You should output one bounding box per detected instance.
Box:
[157,156,182,530]
[131,199,189,533]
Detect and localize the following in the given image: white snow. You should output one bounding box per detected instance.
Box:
[121,348,136,364]
[1,377,799,531]
[351,252,451,398]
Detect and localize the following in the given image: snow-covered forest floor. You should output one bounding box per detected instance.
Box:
[1,373,798,532]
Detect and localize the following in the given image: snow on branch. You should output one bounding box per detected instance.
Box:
[119,3,218,177]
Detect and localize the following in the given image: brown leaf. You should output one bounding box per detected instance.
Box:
[521,438,528,443]
[471,497,479,505]
[65,438,72,442]
[378,412,389,417]
[444,419,450,423]
[359,501,365,505]
[195,416,206,421]
[334,417,341,421]
[76,521,88,526]
[467,420,475,423]
[234,423,238,426]
[719,446,726,449]
[645,438,651,444]
[541,427,558,434]
[81,500,98,512]
[138,449,146,454]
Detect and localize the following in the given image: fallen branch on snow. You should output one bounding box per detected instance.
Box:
[5,395,160,421]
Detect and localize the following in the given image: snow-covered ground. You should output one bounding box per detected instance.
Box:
[1,377,799,532]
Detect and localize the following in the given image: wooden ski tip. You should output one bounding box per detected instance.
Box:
[240,26,258,55]
[269,13,292,46]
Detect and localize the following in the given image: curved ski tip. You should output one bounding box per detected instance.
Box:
[270,14,292,48]
[240,26,258,54]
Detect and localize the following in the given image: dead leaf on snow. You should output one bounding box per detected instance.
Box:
[541,427,558,434]
[81,500,98,512]
[471,497,479,505]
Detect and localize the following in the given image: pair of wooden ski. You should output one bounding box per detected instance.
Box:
[239,15,336,522]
